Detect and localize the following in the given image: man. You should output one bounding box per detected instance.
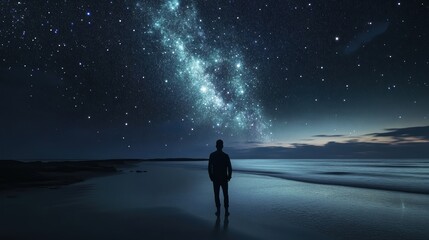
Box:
[208,139,232,216]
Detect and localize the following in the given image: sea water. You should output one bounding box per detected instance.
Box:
[230,159,429,194]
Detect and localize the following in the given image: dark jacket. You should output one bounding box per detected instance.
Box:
[208,150,232,183]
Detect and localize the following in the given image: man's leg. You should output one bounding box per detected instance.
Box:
[221,182,229,215]
[213,181,221,215]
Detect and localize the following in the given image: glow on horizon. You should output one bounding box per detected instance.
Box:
[239,129,429,149]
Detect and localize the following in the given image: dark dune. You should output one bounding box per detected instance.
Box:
[0,160,140,190]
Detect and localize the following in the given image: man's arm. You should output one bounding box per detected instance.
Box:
[227,155,232,180]
[208,155,214,181]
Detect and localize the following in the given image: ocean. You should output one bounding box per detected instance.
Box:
[229,159,429,194]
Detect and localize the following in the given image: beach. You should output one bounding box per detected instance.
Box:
[1,159,429,240]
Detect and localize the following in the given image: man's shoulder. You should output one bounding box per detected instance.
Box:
[209,151,217,159]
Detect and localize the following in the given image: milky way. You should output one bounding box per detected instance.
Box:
[138,0,271,140]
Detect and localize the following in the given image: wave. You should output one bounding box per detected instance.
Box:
[233,168,429,195]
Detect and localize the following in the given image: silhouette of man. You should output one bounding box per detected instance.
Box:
[208,139,232,216]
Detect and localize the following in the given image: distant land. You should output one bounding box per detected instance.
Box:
[0,158,206,191]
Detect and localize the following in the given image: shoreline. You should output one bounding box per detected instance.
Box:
[1,159,428,240]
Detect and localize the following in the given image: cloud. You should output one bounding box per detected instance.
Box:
[343,21,389,54]
[313,134,345,138]
[231,126,429,159]
[366,126,429,141]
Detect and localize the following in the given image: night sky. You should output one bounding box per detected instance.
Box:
[1,0,428,159]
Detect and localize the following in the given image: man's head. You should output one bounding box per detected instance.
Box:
[216,139,223,150]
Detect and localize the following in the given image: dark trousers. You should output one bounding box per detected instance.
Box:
[213,181,229,208]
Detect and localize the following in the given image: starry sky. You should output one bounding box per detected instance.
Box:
[1,0,428,159]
